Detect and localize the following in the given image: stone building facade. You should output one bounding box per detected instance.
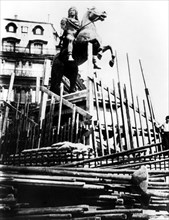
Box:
[0,16,59,104]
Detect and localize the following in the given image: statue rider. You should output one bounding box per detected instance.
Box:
[60,7,80,61]
[59,6,101,69]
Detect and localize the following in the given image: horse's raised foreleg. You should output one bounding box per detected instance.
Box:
[97,45,115,67]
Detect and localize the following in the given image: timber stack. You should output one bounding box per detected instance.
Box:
[0,57,169,219]
[0,165,169,219]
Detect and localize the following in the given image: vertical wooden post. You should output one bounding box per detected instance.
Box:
[86,78,97,154]
[38,59,51,148]
[115,51,129,150]
[87,43,93,75]
[139,60,156,144]
[75,113,79,143]
[126,54,139,148]
[136,96,145,146]
[113,80,122,151]
[93,76,104,156]
[86,43,94,150]
[15,93,20,119]
[2,71,15,136]
[67,118,71,142]
[35,76,40,104]
[143,99,151,144]
[86,78,94,114]
[38,59,51,127]
[71,104,76,142]
[107,87,117,152]
[123,84,134,149]
[48,95,55,145]
[56,83,64,141]
[0,111,3,140]
[100,81,110,154]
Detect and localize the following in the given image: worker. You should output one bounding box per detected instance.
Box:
[154,115,169,150]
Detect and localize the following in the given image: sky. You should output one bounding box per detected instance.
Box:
[0,0,168,122]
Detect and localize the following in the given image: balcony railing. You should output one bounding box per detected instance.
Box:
[2,45,58,55]
[1,69,43,77]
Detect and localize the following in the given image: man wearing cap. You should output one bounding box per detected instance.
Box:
[154,116,169,150]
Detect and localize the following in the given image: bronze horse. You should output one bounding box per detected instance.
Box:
[50,7,115,94]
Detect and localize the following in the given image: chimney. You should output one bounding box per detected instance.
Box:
[47,14,50,22]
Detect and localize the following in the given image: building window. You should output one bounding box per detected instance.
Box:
[33,43,43,54]
[28,39,47,54]
[5,22,17,33]
[21,26,28,33]
[35,28,42,35]
[2,37,21,52]
[32,25,44,35]
[8,26,15,32]
[3,41,15,52]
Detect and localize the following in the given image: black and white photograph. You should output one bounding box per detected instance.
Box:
[0,0,168,219]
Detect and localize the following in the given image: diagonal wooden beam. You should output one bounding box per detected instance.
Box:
[40,86,92,119]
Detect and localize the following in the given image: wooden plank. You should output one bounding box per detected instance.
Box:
[3,101,37,125]
[84,209,142,215]
[15,206,88,215]
[2,214,72,219]
[63,89,87,103]
[41,86,92,119]
[63,142,162,167]
[0,165,132,181]
[111,156,169,170]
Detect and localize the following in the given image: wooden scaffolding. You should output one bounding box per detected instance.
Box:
[0,53,165,168]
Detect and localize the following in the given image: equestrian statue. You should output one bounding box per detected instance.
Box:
[50,6,115,94]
